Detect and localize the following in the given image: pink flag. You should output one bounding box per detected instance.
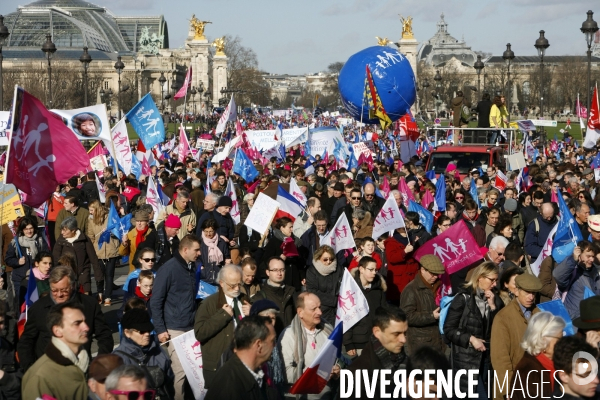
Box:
[141,155,151,176]
[551,189,558,203]
[177,125,190,163]
[414,220,483,275]
[174,66,192,100]
[87,141,105,159]
[6,87,90,207]
[236,120,244,137]
[421,189,434,209]
[397,178,415,208]
[381,176,391,199]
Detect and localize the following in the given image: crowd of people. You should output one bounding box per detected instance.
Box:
[0,104,600,400]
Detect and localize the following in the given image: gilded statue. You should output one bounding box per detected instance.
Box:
[190,14,211,40]
[212,37,226,56]
[375,37,391,46]
[399,15,414,39]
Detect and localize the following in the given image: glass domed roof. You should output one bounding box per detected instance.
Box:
[4,0,168,54]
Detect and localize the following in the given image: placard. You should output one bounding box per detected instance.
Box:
[507,152,527,171]
[89,155,108,171]
[244,193,279,236]
[0,111,9,147]
[196,139,215,151]
[352,142,372,158]
[0,183,25,224]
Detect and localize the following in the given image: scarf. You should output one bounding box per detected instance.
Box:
[462,211,479,225]
[289,316,332,384]
[135,226,149,248]
[371,334,406,370]
[32,267,50,280]
[312,258,337,276]
[535,353,556,391]
[51,336,89,373]
[18,235,39,259]
[135,286,152,302]
[65,230,81,244]
[202,232,223,264]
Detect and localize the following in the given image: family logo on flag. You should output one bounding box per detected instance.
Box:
[111,118,133,175]
[126,93,166,149]
[335,269,369,334]
[414,220,482,274]
[322,213,354,253]
[289,178,307,207]
[372,195,405,240]
[530,223,558,276]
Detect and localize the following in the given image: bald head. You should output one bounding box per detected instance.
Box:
[541,203,555,221]
[363,183,375,195]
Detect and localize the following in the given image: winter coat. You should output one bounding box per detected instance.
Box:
[138,222,180,270]
[238,225,262,256]
[459,214,487,247]
[451,95,466,127]
[194,288,251,388]
[443,289,504,393]
[53,230,102,293]
[81,180,99,206]
[384,236,418,301]
[254,282,296,336]
[408,225,431,250]
[305,261,343,326]
[475,99,492,128]
[5,235,49,283]
[509,352,556,400]
[156,204,197,241]
[524,215,557,260]
[343,270,388,351]
[196,210,235,242]
[490,298,539,400]
[205,354,277,400]
[86,217,120,260]
[148,251,197,334]
[199,235,230,285]
[347,252,382,272]
[538,256,558,303]
[54,207,89,241]
[118,227,156,273]
[554,255,600,319]
[399,273,446,356]
[511,212,526,245]
[17,292,114,371]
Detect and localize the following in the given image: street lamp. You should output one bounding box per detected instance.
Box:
[434,70,442,118]
[473,55,485,101]
[502,44,515,120]
[114,56,125,120]
[41,33,56,108]
[158,72,166,112]
[422,78,430,118]
[581,10,599,120]
[0,15,10,111]
[534,30,549,119]
[100,88,113,110]
[171,78,178,113]
[79,47,92,107]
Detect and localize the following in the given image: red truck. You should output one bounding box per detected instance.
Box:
[425,144,506,179]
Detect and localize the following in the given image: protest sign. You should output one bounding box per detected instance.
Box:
[0,111,9,147]
[352,142,372,158]
[0,183,25,224]
[51,104,113,155]
[172,330,207,400]
[89,155,108,171]
[196,139,215,150]
[306,127,347,158]
[244,193,279,236]
[246,127,308,150]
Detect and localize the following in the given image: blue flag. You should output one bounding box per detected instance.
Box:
[99,202,121,248]
[434,174,446,211]
[591,153,600,169]
[126,93,166,149]
[425,170,436,181]
[584,286,595,300]
[130,155,142,180]
[347,151,358,170]
[362,176,385,199]
[537,300,575,336]
[470,179,481,208]
[233,149,259,182]
[552,189,584,263]
[408,200,434,233]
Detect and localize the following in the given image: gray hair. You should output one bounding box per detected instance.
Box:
[462,176,471,185]
[49,265,78,291]
[60,216,78,231]
[217,264,242,283]
[521,312,565,356]
[206,192,220,204]
[569,177,579,185]
[352,208,366,220]
[477,187,489,196]
[489,236,509,251]
[390,189,401,198]
[191,179,201,188]
[105,365,147,392]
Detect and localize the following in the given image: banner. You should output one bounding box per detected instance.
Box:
[51,104,111,143]
[244,193,280,236]
[111,118,133,176]
[530,223,558,276]
[335,269,369,334]
[225,178,241,224]
[211,136,241,163]
[372,196,405,240]
[196,139,215,150]
[352,142,372,158]
[145,177,163,223]
[174,66,192,100]
[305,127,346,158]
[177,125,191,163]
[414,220,483,275]
[0,111,9,147]
[0,183,25,224]
[89,155,107,171]
[246,128,308,150]
[289,178,307,207]
[172,330,207,400]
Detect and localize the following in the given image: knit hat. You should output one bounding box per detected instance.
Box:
[134,210,150,222]
[89,354,124,383]
[217,196,233,208]
[504,199,518,212]
[165,214,182,229]
[121,308,154,333]
[419,255,445,275]
[250,299,280,316]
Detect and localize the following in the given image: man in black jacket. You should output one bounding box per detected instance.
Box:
[475,92,492,129]
[17,266,113,371]
[345,307,408,399]
[205,315,276,400]
[254,257,296,336]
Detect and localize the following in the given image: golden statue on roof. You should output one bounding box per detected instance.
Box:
[399,15,414,39]
[212,37,226,56]
[376,37,391,46]
[190,14,211,40]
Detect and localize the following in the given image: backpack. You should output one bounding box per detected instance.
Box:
[460,101,471,122]
[439,293,469,343]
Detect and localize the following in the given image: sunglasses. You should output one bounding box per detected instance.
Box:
[321,258,333,262]
[108,390,155,400]
[351,197,361,200]
[455,196,464,200]
[141,258,156,263]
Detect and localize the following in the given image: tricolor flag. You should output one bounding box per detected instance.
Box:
[583,85,600,148]
[276,185,304,220]
[494,170,508,191]
[289,323,343,395]
[225,178,241,224]
[433,174,446,212]
[530,223,559,276]
[289,178,307,207]
[18,264,39,337]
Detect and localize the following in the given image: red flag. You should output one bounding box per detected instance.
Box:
[177,125,190,163]
[414,220,483,274]
[588,86,600,130]
[381,176,391,199]
[137,140,147,154]
[6,87,89,207]
[141,155,151,176]
[87,141,104,160]
[397,110,420,142]
[421,189,434,209]
[174,66,192,100]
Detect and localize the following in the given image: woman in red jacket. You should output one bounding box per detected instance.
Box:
[383,229,419,304]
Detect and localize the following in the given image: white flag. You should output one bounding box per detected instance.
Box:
[172,330,207,400]
[216,96,236,135]
[321,213,354,253]
[177,125,191,163]
[335,268,370,334]
[145,177,163,223]
[289,178,307,207]
[371,196,405,241]
[110,118,132,175]
[225,178,241,224]
[530,223,558,276]
[95,174,106,203]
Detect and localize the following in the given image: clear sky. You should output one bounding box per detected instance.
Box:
[1,0,599,74]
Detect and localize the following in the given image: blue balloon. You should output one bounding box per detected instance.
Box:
[338,46,416,124]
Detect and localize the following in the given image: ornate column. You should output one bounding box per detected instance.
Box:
[396,15,418,114]
[187,15,212,112]
[211,37,228,107]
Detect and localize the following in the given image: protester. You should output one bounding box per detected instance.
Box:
[104,364,151,400]
[305,245,343,325]
[87,354,125,400]
[199,218,231,284]
[552,336,599,399]
[119,210,156,273]
[20,251,53,301]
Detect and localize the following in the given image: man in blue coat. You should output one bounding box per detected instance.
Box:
[524,203,557,262]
